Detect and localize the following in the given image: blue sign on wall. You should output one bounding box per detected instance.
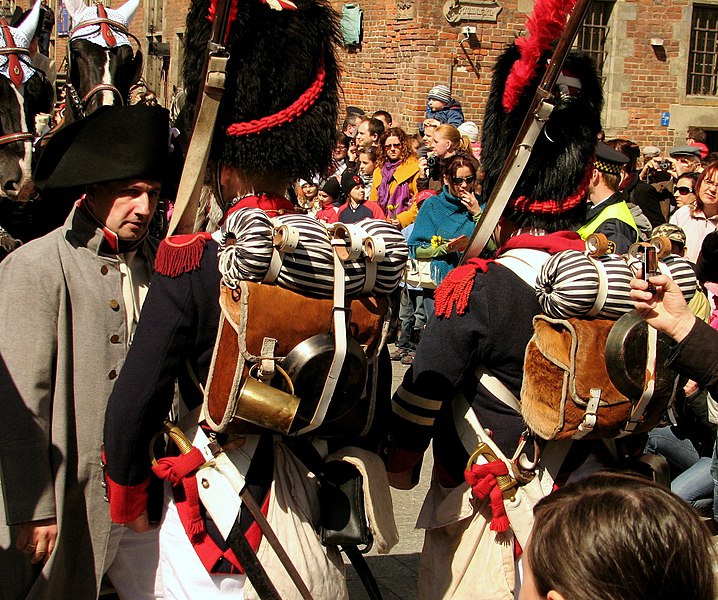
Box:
[57,1,70,37]
[660,112,670,127]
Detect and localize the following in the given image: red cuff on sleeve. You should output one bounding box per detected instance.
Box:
[105,471,150,525]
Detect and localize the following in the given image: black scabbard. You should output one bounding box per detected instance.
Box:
[225,518,281,600]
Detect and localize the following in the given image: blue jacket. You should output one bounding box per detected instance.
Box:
[425,99,464,128]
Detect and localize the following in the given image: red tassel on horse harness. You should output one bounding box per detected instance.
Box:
[96,3,117,47]
[464,461,512,533]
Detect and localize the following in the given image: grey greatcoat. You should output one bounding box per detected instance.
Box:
[0,204,157,600]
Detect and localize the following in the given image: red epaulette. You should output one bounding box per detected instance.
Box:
[154,232,212,277]
[434,258,493,319]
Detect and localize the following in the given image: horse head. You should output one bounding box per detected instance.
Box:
[64,0,143,120]
[0,0,54,202]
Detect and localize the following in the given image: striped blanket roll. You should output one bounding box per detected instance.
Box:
[536,250,697,320]
[218,208,408,297]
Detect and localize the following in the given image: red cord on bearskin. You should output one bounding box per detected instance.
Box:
[226,64,325,138]
[502,0,578,112]
[508,163,592,215]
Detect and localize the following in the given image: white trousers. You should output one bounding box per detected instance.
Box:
[104,522,164,599]
[159,489,246,599]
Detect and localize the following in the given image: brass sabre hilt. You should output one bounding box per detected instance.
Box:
[150,421,195,466]
[466,442,518,501]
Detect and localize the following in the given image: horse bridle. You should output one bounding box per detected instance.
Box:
[0,131,33,148]
[64,15,143,119]
[0,21,35,148]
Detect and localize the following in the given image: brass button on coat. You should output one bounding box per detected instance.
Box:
[100,265,109,275]
[109,370,117,380]
[110,335,120,344]
[109,299,120,311]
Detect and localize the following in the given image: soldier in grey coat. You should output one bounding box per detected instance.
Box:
[0,105,171,600]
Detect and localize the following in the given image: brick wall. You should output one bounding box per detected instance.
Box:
[331,0,524,132]
[332,0,718,153]
[16,0,718,153]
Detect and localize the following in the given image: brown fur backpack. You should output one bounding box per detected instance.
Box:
[202,210,408,438]
[519,239,696,441]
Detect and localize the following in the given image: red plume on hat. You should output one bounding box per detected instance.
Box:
[481,0,602,216]
[502,0,577,112]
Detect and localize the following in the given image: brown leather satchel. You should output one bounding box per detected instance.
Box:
[521,312,678,441]
[203,280,390,436]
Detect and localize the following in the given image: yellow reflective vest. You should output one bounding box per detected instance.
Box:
[577,200,639,240]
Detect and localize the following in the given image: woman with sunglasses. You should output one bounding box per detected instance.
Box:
[673,172,699,211]
[409,155,483,313]
[370,127,421,222]
[670,161,718,263]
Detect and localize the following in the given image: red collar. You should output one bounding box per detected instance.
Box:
[219,194,296,225]
[501,230,585,254]
[435,231,584,319]
[78,197,147,254]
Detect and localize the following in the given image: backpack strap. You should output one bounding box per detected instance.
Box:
[619,325,659,436]
[585,256,609,318]
[495,248,551,288]
[475,365,522,414]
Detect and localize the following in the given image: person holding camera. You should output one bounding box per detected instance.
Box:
[640,153,674,182]
[606,138,666,229]
[667,145,704,180]
[417,124,472,193]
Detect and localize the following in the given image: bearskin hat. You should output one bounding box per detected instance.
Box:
[481,44,603,214]
[178,0,341,183]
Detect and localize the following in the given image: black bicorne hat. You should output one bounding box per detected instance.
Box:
[34,105,171,191]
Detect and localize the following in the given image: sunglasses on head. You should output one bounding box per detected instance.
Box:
[676,186,694,195]
[451,175,475,185]
[384,142,401,148]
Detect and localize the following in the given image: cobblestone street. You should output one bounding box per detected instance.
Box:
[345,350,430,600]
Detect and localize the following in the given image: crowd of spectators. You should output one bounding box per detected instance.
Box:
[4,59,718,596]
